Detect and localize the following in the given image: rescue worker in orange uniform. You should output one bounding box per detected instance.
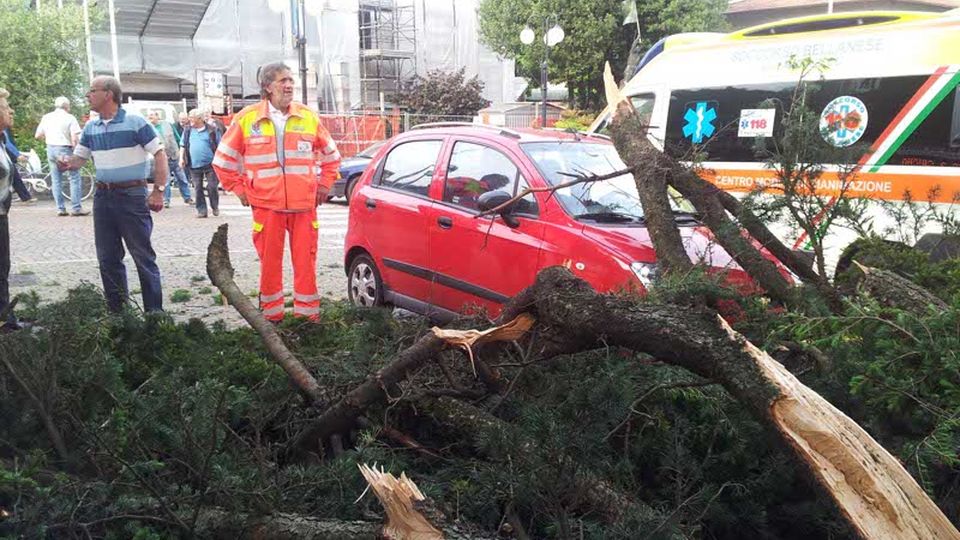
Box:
[212,63,341,321]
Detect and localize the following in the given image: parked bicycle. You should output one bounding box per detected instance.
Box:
[15,149,96,201]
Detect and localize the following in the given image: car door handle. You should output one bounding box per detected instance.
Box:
[437,216,453,229]
[365,198,376,209]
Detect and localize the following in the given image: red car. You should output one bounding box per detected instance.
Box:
[344,123,768,320]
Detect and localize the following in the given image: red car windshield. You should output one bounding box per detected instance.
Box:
[522,142,694,222]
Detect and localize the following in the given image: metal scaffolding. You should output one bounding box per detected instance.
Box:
[358,0,416,110]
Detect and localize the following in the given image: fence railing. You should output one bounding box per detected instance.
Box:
[315,111,559,157]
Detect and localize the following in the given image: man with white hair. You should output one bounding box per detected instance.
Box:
[35,96,86,216]
[179,108,220,217]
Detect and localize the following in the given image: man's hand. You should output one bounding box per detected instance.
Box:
[147,188,164,212]
[316,186,330,207]
[237,192,249,207]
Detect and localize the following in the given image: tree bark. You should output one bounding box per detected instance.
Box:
[602,63,795,304]
[854,262,948,315]
[663,163,796,303]
[206,224,327,406]
[505,266,958,540]
[604,65,692,276]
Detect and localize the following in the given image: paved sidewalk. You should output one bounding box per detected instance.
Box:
[7,192,350,326]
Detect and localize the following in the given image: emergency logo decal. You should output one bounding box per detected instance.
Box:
[819,96,868,147]
[682,101,717,144]
[251,121,262,136]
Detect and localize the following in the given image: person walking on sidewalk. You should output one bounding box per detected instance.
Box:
[212,62,341,322]
[180,109,220,218]
[35,96,87,216]
[58,76,168,313]
[147,110,192,208]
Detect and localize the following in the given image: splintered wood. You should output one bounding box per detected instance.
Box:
[431,313,535,376]
[358,463,443,540]
[717,316,960,540]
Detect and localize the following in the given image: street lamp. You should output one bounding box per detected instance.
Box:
[520,17,564,129]
[268,0,309,104]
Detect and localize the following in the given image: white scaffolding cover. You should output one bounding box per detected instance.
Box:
[91,0,521,110]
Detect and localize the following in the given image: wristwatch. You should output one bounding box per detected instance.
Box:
[156,184,166,192]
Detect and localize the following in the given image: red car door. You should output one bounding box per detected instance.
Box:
[426,138,544,318]
[359,137,446,305]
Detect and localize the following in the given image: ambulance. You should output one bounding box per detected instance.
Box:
[590,10,960,259]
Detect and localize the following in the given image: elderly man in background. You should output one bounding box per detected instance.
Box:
[58,76,168,313]
[147,110,193,208]
[35,96,87,216]
[180,108,221,218]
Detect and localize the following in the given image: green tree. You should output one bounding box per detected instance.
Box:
[398,67,490,118]
[477,0,728,111]
[0,0,88,152]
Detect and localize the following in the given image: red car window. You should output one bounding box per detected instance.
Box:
[377,140,443,197]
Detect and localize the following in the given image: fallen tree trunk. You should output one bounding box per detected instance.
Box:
[854,261,948,315]
[509,266,959,540]
[602,63,795,305]
[206,224,327,406]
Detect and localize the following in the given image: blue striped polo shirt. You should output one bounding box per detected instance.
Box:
[75,108,162,183]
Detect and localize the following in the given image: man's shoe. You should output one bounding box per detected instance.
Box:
[57,210,68,216]
[212,208,219,217]
[184,198,194,204]
[197,212,208,218]
[70,210,90,216]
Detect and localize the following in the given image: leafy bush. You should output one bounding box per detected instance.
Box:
[398,68,489,117]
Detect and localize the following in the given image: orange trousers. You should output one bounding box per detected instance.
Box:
[251,207,320,321]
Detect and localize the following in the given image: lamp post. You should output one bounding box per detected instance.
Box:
[268,0,309,104]
[520,17,564,129]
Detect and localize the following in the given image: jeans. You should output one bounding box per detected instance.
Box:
[47,145,82,212]
[0,214,16,326]
[163,158,192,204]
[190,165,219,215]
[93,187,163,313]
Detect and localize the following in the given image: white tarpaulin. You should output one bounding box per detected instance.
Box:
[92,0,521,110]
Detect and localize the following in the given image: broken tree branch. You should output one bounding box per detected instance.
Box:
[206,224,327,406]
[853,261,948,315]
[509,266,958,540]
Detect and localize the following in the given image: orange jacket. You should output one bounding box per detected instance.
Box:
[212,100,340,211]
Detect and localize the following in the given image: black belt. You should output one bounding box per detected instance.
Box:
[95,180,148,190]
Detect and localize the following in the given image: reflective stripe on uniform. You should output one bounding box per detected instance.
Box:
[252,221,264,232]
[245,154,278,165]
[212,156,240,171]
[294,292,320,303]
[260,291,284,303]
[286,165,311,175]
[257,166,283,179]
[293,305,320,316]
[286,150,313,159]
[320,150,341,164]
[217,145,241,160]
[321,139,338,155]
[263,305,285,317]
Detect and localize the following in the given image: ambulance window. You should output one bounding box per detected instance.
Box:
[597,93,655,135]
[952,86,960,148]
